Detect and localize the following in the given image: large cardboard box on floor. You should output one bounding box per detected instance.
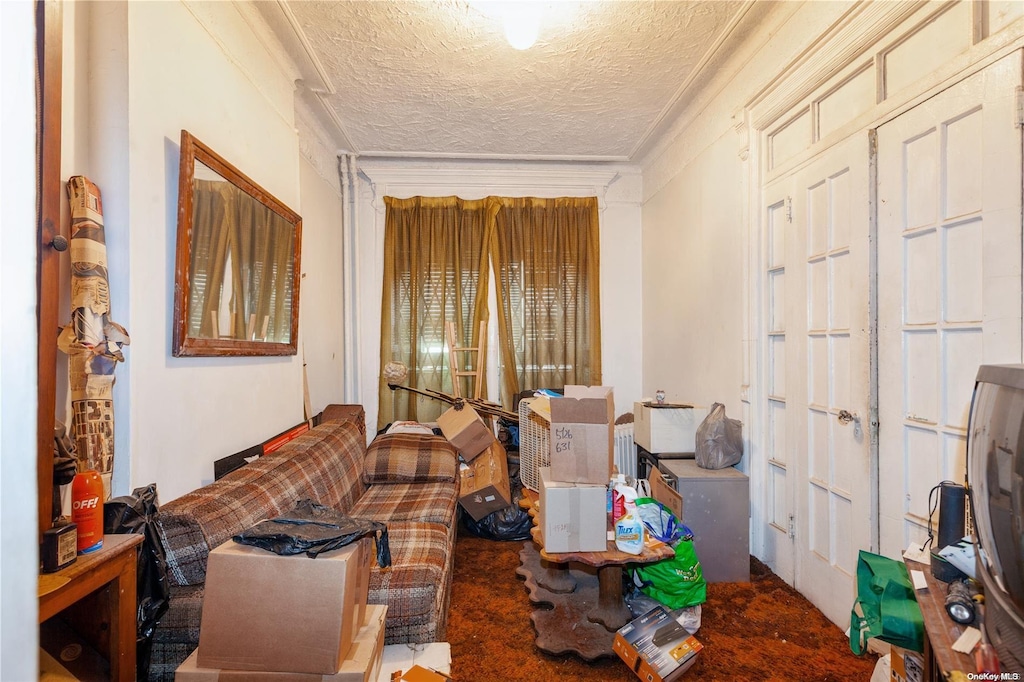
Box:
[538,466,607,553]
[634,402,708,454]
[197,537,370,674]
[437,403,495,461]
[459,440,511,521]
[179,604,387,681]
[613,605,703,682]
[549,385,614,484]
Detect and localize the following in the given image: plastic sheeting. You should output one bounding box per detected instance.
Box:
[233,499,392,567]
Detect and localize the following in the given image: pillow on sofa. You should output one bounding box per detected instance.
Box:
[363,433,458,484]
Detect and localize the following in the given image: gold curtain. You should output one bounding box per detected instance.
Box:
[190,181,295,342]
[191,181,241,339]
[488,196,602,409]
[378,196,492,427]
[245,201,295,342]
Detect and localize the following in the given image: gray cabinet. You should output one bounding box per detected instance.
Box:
[659,459,749,582]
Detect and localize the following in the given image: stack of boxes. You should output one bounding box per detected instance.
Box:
[175,537,387,681]
[437,404,512,521]
[537,386,615,553]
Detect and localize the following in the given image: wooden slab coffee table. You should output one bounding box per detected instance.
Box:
[515,490,674,660]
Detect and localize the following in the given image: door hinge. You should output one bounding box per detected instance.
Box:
[785,196,793,223]
[788,514,796,539]
[1016,86,1024,127]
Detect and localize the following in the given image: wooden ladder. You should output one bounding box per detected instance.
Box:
[445,320,486,400]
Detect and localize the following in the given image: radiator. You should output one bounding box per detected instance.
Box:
[614,423,637,480]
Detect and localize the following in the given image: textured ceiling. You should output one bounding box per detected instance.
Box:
[270,1,751,161]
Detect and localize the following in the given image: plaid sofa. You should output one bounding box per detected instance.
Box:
[148,406,460,681]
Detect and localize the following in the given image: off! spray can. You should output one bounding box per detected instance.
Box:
[71,470,104,554]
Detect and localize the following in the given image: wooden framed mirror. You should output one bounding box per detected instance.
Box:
[173,130,302,357]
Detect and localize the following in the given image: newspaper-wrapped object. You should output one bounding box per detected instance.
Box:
[57,176,129,485]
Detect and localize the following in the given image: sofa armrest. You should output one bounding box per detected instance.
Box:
[322,404,365,436]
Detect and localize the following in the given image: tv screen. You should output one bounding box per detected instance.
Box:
[967,364,1024,672]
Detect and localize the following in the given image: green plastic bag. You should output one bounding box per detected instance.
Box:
[849,550,924,654]
[631,529,706,610]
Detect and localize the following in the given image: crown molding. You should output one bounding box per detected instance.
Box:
[252,0,332,93]
[254,0,357,152]
[746,0,927,130]
[629,0,759,160]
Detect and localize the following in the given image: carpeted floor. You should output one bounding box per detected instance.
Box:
[447,527,879,681]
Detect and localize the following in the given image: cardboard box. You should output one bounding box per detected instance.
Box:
[437,404,495,461]
[179,605,387,681]
[538,466,607,553]
[549,386,614,484]
[634,402,708,454]
[613,605,703,682]
[378,642,451,680]
[650,470,684,521]
[890,645,923,682]
[197,537,370,674]
[459,440,511,521]
[400,666,449,682]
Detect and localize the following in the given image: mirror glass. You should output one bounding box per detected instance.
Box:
[173,130,302,356]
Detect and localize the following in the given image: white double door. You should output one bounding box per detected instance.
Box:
[762,55,1022,626]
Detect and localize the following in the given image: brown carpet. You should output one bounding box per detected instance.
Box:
[448,528,878,681]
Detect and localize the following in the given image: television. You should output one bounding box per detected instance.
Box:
[967,364,1024,672]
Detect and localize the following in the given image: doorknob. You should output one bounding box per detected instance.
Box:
[837,410,860,425]
[838,410,862,437]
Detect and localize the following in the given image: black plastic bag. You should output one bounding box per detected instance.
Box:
[103,483,170,682]
[462,453,532,541]
[695,403,743,469]
[234,499,391,567]
[51,421,78,523]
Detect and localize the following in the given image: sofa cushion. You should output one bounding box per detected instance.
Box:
[362,434,457,484]
[159,419,367,586]
[350,480,459,527]
[369,521,449,626]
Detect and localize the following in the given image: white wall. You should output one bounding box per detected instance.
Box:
[59,1,346,501]
[352,160,644,434]
[642,136,746,416]
[299,156,347,414]
[1,2,41,676]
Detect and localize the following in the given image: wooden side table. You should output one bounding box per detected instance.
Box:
[904,559,975,680]
[516,489,674,660]
[39,534,143,682]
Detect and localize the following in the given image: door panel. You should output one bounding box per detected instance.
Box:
[761,134,872,626]
[790,137,872,627]
[760,188,795,586]
[876,55,1023,558]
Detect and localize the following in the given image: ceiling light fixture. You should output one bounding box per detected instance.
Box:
[469,1,546,50]
[501,4,543,50]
